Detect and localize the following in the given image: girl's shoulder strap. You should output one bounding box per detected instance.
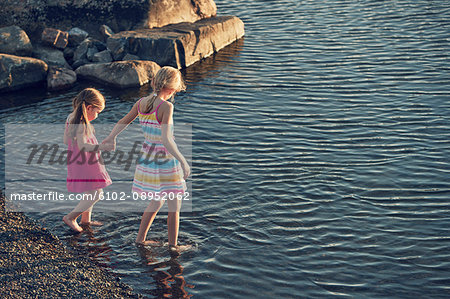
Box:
[155,100,164,111]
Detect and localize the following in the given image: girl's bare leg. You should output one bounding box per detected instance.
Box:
[167,198,182,247]
[136,199,165,245]
[81,207,103,226]
[167,212,180,247]
[63,189,102,232]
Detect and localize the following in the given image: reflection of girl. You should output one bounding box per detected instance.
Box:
[63,88,113,232]
[137,246,192,298]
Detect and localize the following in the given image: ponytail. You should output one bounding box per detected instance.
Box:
[143,93,158,114]
[68,88,104,140]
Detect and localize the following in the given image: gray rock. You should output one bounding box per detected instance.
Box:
[68,28,89,47]
[72,58,90,69]
[75,60,160,88]
[47,67,77,91]
[107,16,245,69]
[91,40,106,51]
[63,47,74,61]
[73,38,105,63]
[0,26,33,56]
[86,47,98,61]
[92,50,112,63]
[33,45,71,69]
[107,38,127,61]
[73,40,89,62]
[0,53,48,92]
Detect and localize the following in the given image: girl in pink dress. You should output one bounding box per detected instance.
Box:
[63,88,114,232]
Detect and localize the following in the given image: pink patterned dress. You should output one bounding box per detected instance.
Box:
[65,120,112,193]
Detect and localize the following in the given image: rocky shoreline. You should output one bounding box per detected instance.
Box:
[0,0,244,93]
[0,195,141,298]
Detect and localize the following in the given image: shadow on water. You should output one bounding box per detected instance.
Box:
[0,86,50,111]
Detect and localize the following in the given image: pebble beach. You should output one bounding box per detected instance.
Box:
[0,195,140,298]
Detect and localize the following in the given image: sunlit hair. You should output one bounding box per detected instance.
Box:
[68,88,105,140]
[144,66,186,113]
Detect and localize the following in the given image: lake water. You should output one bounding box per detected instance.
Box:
[1,0,449,297]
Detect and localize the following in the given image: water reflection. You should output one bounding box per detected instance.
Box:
[137,246,193,298]
[116,38,244,103]
[182,38,245,84]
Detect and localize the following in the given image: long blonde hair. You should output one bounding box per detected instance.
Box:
[144,66,186,113]
[68,88,105,140]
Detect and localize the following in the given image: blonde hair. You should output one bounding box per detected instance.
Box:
[144,66,186,113]
[68,88,105,139]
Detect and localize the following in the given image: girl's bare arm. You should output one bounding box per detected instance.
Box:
[103,102,139,142]
[160,102,189,168]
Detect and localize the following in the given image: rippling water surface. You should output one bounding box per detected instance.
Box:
[1,0,449,297]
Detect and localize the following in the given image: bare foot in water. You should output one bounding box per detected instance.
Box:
[136,240,160,246]
[63,216,83,233]
[169,244,192,252]
[80,221,103,226]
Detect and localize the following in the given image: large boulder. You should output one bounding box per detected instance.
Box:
[0,0,216,40]
[0,54,48,92]
[75,60,160,88]
[107,16,245,69]
[0,26,33,56]
[33,45,71,69]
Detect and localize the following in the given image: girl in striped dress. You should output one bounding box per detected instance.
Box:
[103,66,190,250]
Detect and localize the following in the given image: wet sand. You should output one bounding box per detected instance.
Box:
[0,195,141,298]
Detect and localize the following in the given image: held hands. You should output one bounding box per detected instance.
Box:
[101,136,116,151]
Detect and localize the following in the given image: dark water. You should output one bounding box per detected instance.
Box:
[1,0,450,297]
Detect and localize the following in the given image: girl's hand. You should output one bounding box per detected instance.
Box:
[101,137,116,151]
[181,162,191,180]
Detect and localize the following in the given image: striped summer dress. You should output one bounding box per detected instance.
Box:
[132,98,187,197]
